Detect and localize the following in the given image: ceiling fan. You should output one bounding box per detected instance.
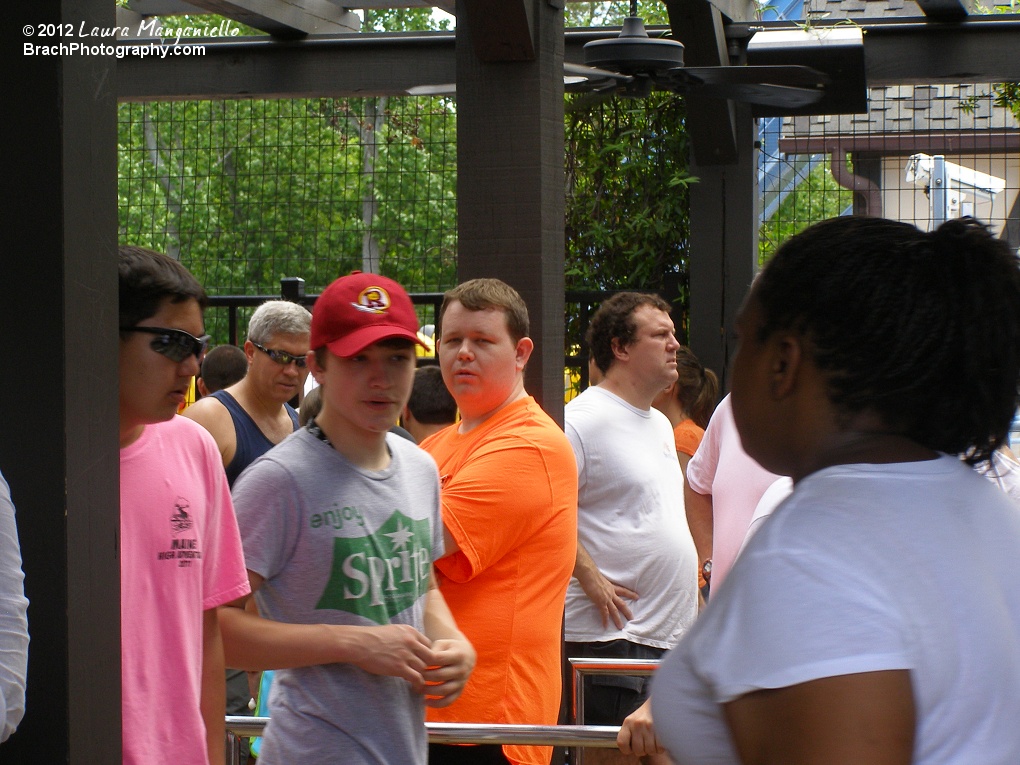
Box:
[565,2,833,111]
[407,3,866,116]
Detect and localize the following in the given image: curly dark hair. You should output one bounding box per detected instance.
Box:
[587,292,672,375]
[753,216,1020,464]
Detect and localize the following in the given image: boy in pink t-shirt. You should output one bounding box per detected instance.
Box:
[118,246,250,764]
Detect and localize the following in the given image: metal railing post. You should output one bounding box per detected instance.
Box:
[568,658,660,765]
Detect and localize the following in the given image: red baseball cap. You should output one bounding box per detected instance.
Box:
[310,272,425,357]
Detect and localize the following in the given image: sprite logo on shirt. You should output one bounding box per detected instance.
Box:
[315,510,432,625]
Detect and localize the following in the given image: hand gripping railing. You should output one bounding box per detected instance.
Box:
[225,658,661,765]
[225,718,621,764]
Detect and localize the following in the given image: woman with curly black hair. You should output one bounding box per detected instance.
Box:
[646,216,1020,765]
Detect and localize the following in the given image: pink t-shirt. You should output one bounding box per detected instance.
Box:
[686,395,781,589]
[120,416,250,765]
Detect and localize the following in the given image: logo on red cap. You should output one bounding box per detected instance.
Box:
[353,287,391,314]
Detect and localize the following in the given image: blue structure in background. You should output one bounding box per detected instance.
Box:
[756,0,841,224]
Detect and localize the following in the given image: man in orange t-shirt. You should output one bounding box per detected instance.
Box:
[421,278,578,765]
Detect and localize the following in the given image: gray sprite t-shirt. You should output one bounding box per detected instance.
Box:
[232,427,444,765]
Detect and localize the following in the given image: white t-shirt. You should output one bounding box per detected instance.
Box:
[564,386,698,649]
[653,455,1020,764]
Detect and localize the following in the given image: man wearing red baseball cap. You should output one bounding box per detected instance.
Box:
[219,272,475,765]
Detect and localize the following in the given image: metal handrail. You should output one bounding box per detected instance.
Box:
[226,658,661,763]
[568,658,661,765]
[226,717,621,763]
[569,658,660,725]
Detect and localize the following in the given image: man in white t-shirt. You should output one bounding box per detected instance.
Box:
[564,292,698,765]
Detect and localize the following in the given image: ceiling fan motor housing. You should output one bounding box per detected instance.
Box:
[583,17,685,75]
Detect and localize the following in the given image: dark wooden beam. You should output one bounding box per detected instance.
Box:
[117,33,458,101]
[862,16,1020,85]
[665,0,739,164]
[460,0,535,61]
[173,0,360,37]
[780,130,1020,156]
[911,0,974,21]
[4,0,120,762]
[117,18,1020,101]
[686,104,759,389]
[455,0,566,422]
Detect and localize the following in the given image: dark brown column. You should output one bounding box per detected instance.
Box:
[455,0,566,423]
[2,0,121,760]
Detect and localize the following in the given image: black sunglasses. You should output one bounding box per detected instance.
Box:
[252,341,307,368]
[121,326,210,364]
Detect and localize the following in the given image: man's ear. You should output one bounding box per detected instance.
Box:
[610,337,629,363]
[306,351,326,387]
[243,339,256,366]
[770,334,804,400]
[515,336,535,370]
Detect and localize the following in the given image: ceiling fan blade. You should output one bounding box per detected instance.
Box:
[564,62,634,84]
[695,82,825,108]
[563,61,647,97]
[406,83,457,97]
[680,64,830,90]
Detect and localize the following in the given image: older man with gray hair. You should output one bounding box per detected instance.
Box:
[185,300,311,486]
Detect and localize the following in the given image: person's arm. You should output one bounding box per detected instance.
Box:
[617,697,664,758]
[677,451,693,478]
[201,609,227,765]
[0,475,27,743]
[218,571,437,692]
[572,541,638,630]
[181,397,236,468]
[684,483,713,572]
[421,577,475,708]
[723,671,915,765]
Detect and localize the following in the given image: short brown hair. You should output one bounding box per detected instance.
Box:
[437,278,530,344]
[587,292,671,375]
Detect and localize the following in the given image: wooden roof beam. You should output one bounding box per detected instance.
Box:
[156,0,361,37]
[911,0,974,22]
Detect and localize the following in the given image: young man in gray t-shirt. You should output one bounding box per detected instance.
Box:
[220,272,474,765]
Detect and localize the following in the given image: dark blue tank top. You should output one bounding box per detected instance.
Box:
[210,390,299,486]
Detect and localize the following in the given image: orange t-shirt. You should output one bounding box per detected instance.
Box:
[422,396,578,765]
[673,418,705,459]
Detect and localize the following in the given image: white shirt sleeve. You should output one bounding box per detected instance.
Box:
[0,471,28,742]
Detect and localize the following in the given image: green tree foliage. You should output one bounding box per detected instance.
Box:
[758,158,853,264]
[993,82,1020,121]
[567,2,670,26]
[118,95,457,341]
[120,6,697,350]
[564,92,695,349]
[565,93,694,292]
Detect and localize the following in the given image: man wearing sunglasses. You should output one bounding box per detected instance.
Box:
[183,300,311,488]
[118,246,250,765]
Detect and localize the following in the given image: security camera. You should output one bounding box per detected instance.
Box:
[905,153,1006,225]
[905,153,1005,203]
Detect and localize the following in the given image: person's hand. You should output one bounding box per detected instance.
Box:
[347,624,436,692]
[423,637,477,708]
[577,568,638,630]
[617,698,664,757]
